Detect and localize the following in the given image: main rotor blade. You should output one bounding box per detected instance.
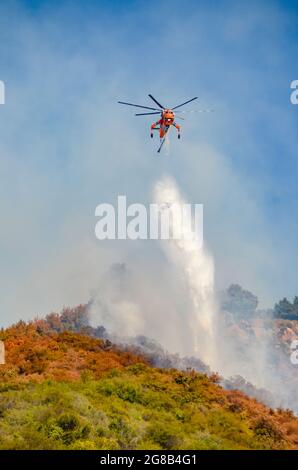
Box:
[135,112,161,116]
[118,101,160,111]
[172,97,198,110]
[176,116,185,120]
[148,94,165,109]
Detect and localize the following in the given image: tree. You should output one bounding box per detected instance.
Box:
[274,297,298,320]
[221,284,258,317]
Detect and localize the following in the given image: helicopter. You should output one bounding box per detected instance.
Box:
[118,94,213,153]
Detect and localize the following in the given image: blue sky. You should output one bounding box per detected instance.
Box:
[0,0,298,325]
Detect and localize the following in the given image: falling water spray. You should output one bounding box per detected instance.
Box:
[153,175,218,369]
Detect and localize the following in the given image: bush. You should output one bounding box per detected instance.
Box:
[253,418,282,440]
[57,414,79,431]
[115,383,142,404]
[146,423,182,449]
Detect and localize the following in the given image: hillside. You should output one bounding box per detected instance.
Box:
[0,318,298,450]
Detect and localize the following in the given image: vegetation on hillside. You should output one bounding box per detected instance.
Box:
[0,319,298,450]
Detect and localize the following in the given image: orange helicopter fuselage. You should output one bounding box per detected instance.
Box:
[151,109,180,138]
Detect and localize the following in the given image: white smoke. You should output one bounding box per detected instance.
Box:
[89,263,145,338]
[90,175,218,368]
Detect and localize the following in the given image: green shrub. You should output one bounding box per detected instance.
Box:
[253,417,282,442]
[146,423,182,449]
[57,414,79,431]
